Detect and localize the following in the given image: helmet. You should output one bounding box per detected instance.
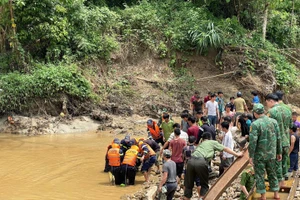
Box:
[147,119,153,125]
[237,91,242,97]
[111,143,120,149]
[112,138,120,144]
[131,145,139,151]
[138,141,144,148]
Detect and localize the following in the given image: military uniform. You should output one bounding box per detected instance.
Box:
[268,103,292,179]
[249,103,282,194]
[240,167,255,200]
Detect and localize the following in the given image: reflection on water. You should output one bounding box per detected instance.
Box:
[0,132,144,200]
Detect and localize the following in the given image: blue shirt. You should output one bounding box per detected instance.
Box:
[252,96,260,104]
[216,97,225,112]
[246,119,252,128]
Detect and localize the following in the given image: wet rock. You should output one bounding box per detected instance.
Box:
[90,110,111,122]
[146,186,157,200]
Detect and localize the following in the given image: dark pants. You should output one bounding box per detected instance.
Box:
[121,164,136,185]
[176,162,184,178]
[154,137,165,146]
[184,157,209,198]
[289,152,299,172]
[104,154,110,172]
[111,166,123,185]
[166,182,177,200]
[208,115,217,127]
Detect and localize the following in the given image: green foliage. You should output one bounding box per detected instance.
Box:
[0,0,299,110]
[267,10,300,48]
[0,64,93,111]
[189,22,223,53]
[120,1,162,50]
[14,0,120,61]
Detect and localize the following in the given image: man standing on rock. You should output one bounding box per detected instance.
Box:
[266,93,292,183]
[160,123,188,156]
[249,103,282,200]
[183,132,243,200]
[190,91,200,112]
[276,90,292,113]
[234,92,249,116]
[160,114,175,143]
[205,93,219,128]
[147,119,164,145]
[158,149,177,200]
[169,128,186,190]
[187,116,199,140]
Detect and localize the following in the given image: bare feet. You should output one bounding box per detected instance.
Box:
[279,180,285,188]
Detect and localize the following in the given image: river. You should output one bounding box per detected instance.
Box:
[0,131,145,200]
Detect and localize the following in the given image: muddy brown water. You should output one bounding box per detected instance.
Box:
[0,131,146,200]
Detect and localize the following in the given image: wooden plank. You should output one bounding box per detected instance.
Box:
[288,172,298,200]
[204,149,250,200]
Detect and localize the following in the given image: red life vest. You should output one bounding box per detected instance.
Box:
[147,122,161,140]
[107,147,121,167]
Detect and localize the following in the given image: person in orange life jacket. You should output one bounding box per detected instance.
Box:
[139,141,157,182]
[147,119,164,145]
[107,143,124,185]
[104,138,120,172]
[121,145,141,185]
[120,135,132,153]
[145,136,161,174]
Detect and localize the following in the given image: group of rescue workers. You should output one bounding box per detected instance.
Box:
[104,90,299,200]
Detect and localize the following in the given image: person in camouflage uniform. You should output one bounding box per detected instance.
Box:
[249,103,282,200]
[276,90,292,113]
[266,93,292,183]
[240,166,255,200]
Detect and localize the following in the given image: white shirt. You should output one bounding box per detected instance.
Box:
[222,130,234,158]
[168,130,188,144]
[206,101,218,116]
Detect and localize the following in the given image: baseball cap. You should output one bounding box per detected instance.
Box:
[163,149,172,158]
[253,103,265,114]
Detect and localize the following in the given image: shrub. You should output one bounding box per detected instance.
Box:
[0,64,93,112]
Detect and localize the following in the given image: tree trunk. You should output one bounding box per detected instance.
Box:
[8,0,16,50]
[262,3,269,43]
[290,0,295,27]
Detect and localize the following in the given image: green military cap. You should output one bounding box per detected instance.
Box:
[253,103,264,114]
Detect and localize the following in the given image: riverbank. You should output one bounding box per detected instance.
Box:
[0,113,154,136]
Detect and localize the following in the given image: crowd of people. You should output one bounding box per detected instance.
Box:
[104,90,300,200]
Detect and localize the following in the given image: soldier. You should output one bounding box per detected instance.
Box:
[249,103,282,200]
[275,90,292,113]
[266,93,292,183]
[239,166,255,200]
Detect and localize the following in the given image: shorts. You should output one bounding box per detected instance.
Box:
[141,155,157,172]
[221,157,234,168]
[176,162,184,178]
